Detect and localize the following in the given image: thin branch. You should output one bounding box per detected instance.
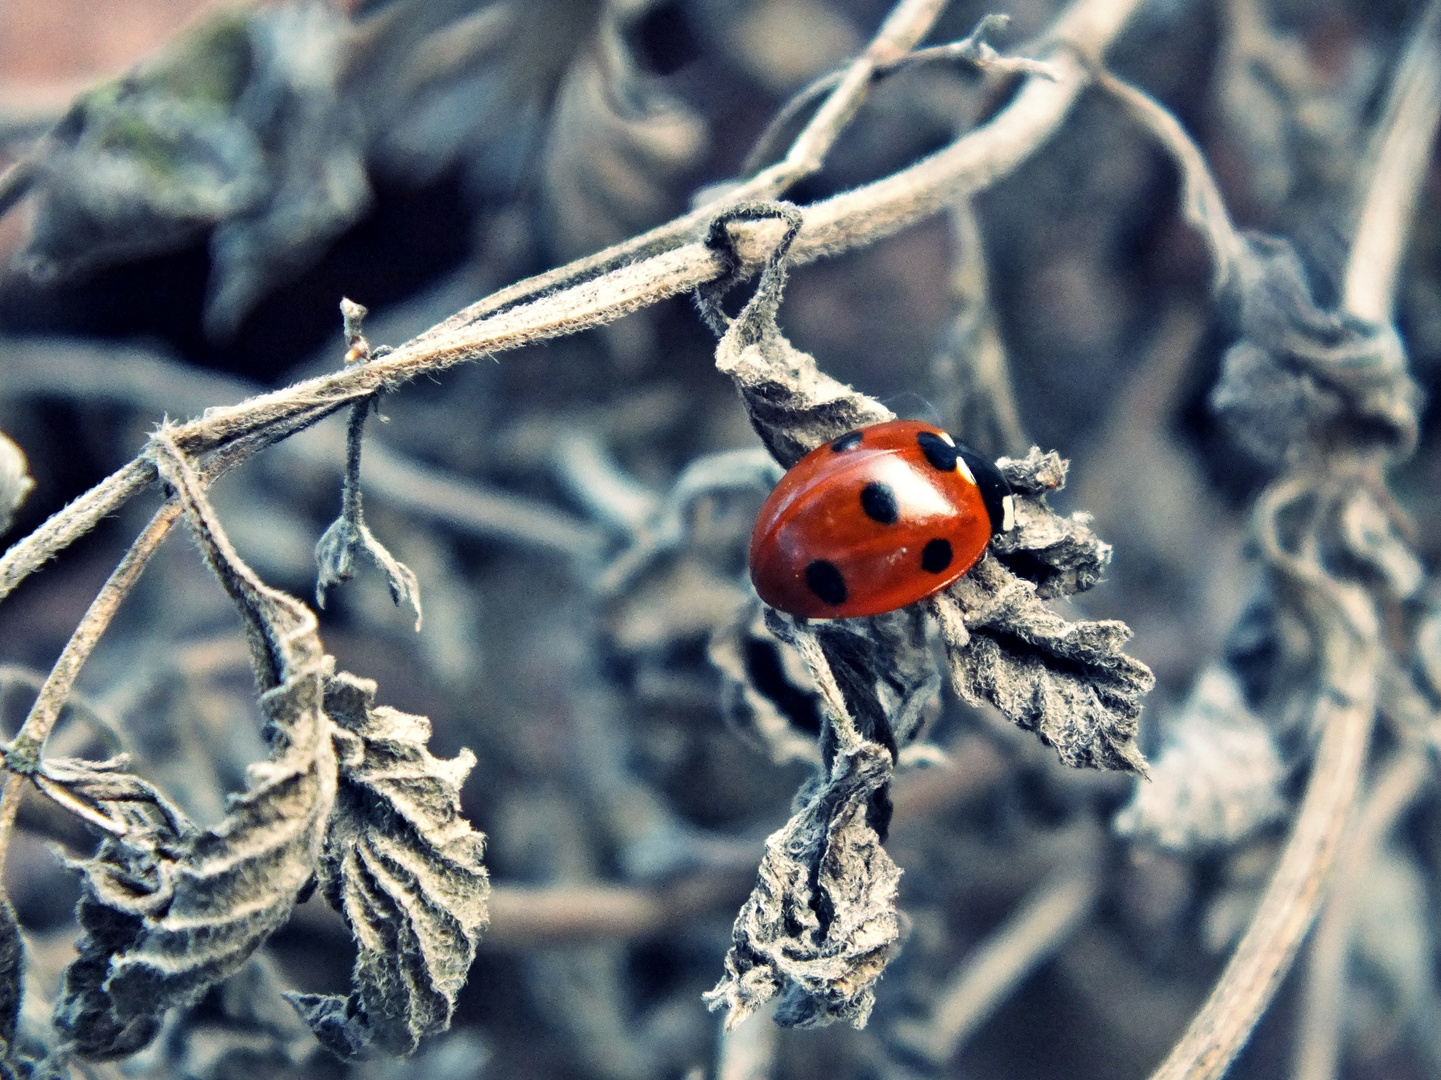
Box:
[0,343,605,562]
[0,500,179,872]
[1145,477,1380,1080]
[1292,749,1431,1080]
[0,458,154,603]
[411,0,956,350]
[1145,681,1374,1080]
[725,0,948,200]
[1093,69,1248,291]
[894,868,1101,1063]
[1341,0,1441,323]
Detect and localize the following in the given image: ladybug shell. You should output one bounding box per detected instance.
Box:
[749,420,1012,619]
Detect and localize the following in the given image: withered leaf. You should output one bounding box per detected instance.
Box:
[287,670,489,1059]
[932,556,1151,774]
[539,0,706,261]
[991,449,1111,598]
[704,740,901,1030]
[1114,667,1286,850]
[54,435,338,1059]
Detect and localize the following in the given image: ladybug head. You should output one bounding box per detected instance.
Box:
[956,444,1015,535]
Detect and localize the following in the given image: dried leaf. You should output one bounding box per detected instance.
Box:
[286,670,489,1059]
[1102,73,1420,464]
[932,556,1151,773]
[704,740,901,1030]
[21,4,368,337]
[708,600,823,768]
[1114,667,1287,850]
[54,434,338,1060]
[206,2,370,337]
[539,0,706,260]
[1212,237,1421,465]
[713,304,894,467]
[991,448,1111,599]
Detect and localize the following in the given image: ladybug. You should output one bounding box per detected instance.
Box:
[749,420,1015,619]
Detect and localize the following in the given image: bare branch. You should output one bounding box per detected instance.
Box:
[1144,477,1382,1080]
[895,867,1101,1063]
[0,500,180,873]
[1292,749,1431,1080]
[1342,0,1441,323]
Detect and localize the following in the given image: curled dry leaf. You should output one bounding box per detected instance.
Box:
[1114,666,1287,851]
[287,671,489,1060]
[704,742,901,1030]
[705,618,902,1030]
[1103,71,1422,466]
[930,557,1151,774]
[991,448,1110,599]
[928,449,1152,774]
[53,434,338,1060]
[1212,236,1422,467]
[709,600,824,768]
[538,0,706,260]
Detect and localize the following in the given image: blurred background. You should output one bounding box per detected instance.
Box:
[0,0,1438,1077]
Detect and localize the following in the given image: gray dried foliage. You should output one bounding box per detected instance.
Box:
[0,437,32,540]
[288,670,489,1060]
[53,435,338,1059]
[698,203,1152,1030]
[705,615,902,1031]
[539,0,707,261]
[20,2,368,337]
[1114,666,1287,851]
[42,431,487,1062]
[1211,235,1422,468]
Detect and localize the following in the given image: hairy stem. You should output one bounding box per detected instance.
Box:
[0,500,180,872]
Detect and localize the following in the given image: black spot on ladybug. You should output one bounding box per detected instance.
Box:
[805,560,847,605]
[831,431,864,452]
[916,431,958,472]
[859,481,899,524]
[921,538,953,573]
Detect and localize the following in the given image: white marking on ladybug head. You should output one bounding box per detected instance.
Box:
[1001,494,1016,532]
[938,431,955,447]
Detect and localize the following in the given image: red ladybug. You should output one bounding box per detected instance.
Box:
[749,420,1015,619]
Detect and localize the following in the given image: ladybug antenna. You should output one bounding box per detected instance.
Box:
[695,201,804,336]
